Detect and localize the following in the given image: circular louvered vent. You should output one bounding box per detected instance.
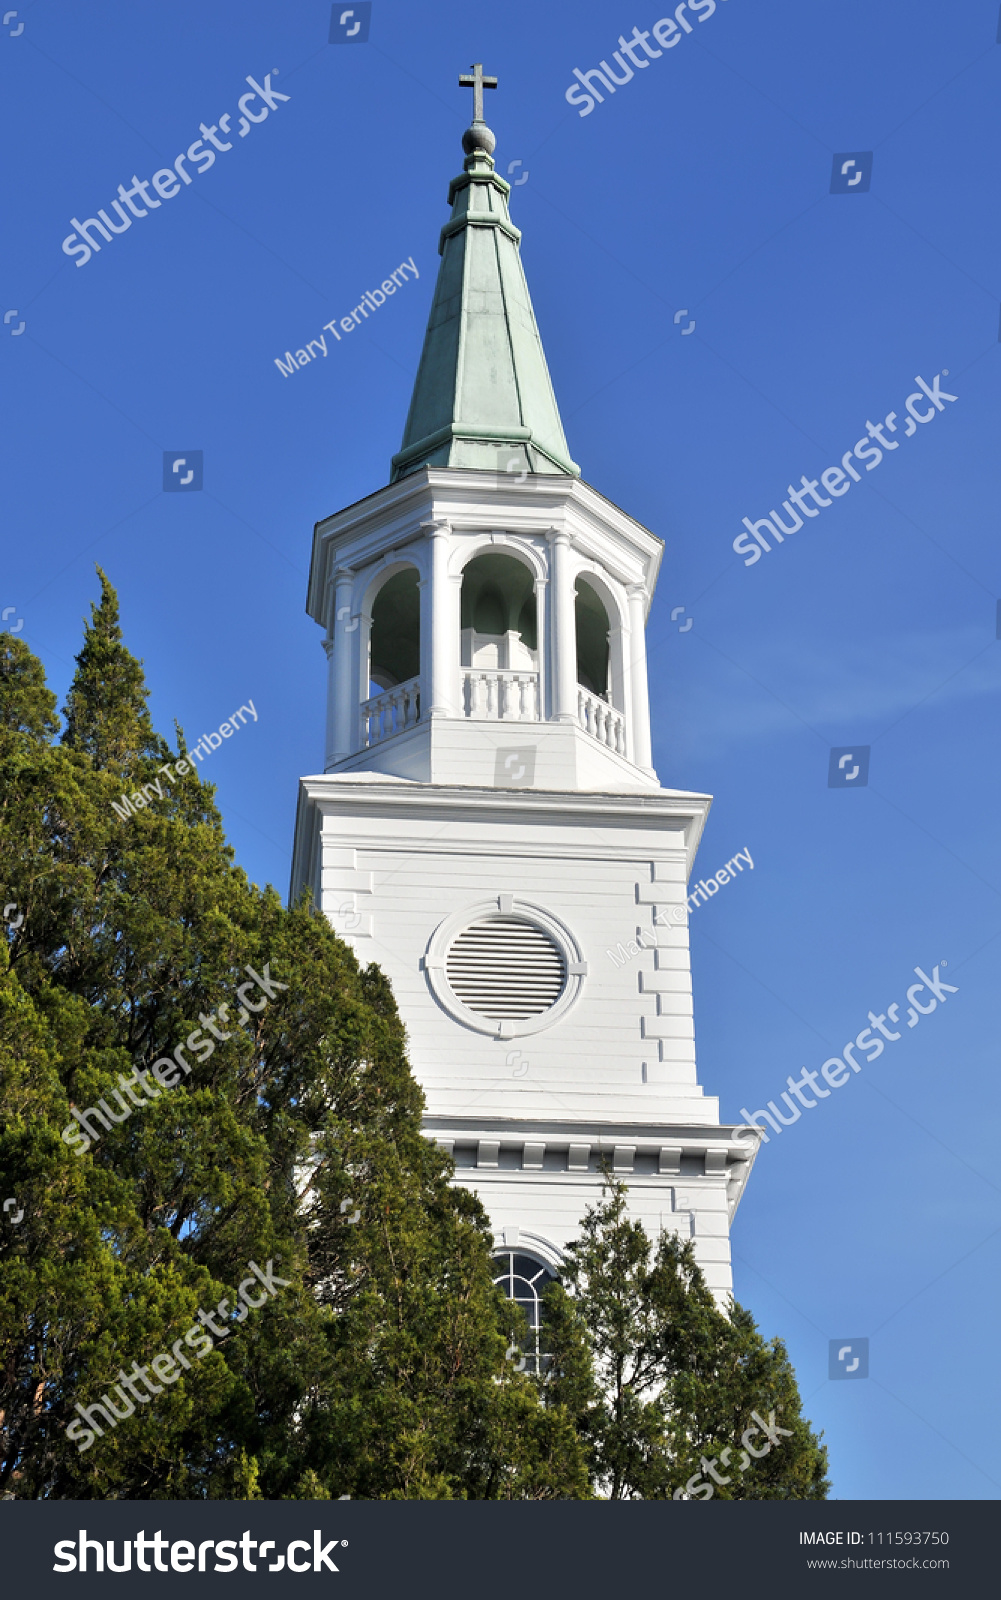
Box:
[425,897,585,1038]
[446,917,566,1020]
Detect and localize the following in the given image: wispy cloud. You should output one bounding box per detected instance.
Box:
[654,625,1001,754]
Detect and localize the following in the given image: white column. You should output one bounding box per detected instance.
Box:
[329,566,355,764]
[607,617,626,735]
[418,573,432,703]
[322,638,336,769]
[447,569,463,715]
[549,529,577,723]
[626,583,654,772]
[425,522,455,717]
[533,575,548,720]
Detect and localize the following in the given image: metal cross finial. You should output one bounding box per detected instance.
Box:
[459,62,497,124]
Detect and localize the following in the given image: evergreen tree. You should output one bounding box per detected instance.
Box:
[1,574,823,1503]
[541,1176,829,1500]
[61,568,166,768]
[0,575,586,1500]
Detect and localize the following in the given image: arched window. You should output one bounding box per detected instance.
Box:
[574,579,610,698]
[492,1250,556,1374]
[369,568,420,694]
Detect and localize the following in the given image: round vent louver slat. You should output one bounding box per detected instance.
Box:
[446,917,566,1020]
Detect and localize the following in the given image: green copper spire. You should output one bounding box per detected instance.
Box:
[391,64,579,483]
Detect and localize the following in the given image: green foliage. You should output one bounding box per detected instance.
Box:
[540,1176,829,1500]
[0,575,586,1500]
[0,574,824,1504]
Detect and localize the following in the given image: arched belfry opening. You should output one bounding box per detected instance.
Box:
[363,567,421,746]
[461,552,539,720]
[574,579,610,698]
[370,568,420,693]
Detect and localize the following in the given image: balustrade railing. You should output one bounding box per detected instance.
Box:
[360,674,624,750]
[463,669,540,721]
[361,676,421,746]
[577,687,626,754]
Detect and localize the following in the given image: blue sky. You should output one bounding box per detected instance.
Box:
[3,0,999,1500]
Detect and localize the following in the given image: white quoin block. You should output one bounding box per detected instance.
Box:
[644,1060,698,1086]
[654,943,690,966]
[326,909,374,938]
[320,868,374,894]
[655,1038,698,1062]
[635,882,687,905]
[639,969,693,994]
[641,1014,696,1040]
[322,846,358,869]
[651,990,695,1017]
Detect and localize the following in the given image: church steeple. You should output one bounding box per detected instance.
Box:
[391,64,579,483]
[295,66,758,1314]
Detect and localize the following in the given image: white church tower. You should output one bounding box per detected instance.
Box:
[291,66,759,1317]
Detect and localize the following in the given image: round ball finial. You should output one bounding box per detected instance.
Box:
[462,120,496,156]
